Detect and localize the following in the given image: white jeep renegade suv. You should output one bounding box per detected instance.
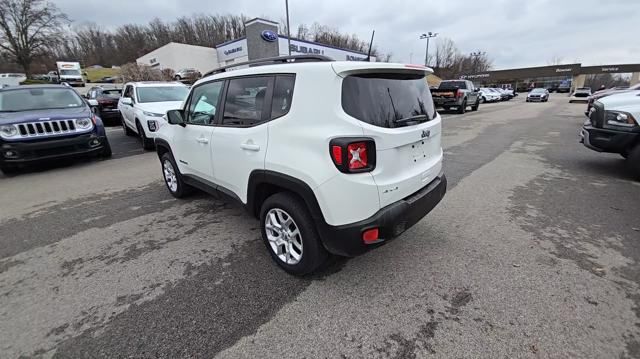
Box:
[155,56,447,275]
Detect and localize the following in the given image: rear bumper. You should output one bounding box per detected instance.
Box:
[0,133,108,164]
[98,107,121,119]
[433,98,462,107]
[580,125,639,153]
[319,171,447,257]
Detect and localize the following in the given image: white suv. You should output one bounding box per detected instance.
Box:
[118,82,189,149]
[154,56,447,275]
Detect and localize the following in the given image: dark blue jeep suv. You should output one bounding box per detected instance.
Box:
[0,85,111,174]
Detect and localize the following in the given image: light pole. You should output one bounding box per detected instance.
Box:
[285,0,292,56]
[470,51,485,73]
[420,32,438,67]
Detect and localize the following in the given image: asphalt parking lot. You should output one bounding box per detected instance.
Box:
[1,95,639,358]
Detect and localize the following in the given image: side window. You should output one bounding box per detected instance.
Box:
[186,81,224,125]
[123,85,133,99]
[222,76,272,127]
[271,75,295,119]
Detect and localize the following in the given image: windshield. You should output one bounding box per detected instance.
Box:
[342,73,435,128]
[136,86,188,103]
[531,88,546,94]
[438,81,466,90]
[0,88,84,112]
[101,89,121,98]
[60,69,81,76]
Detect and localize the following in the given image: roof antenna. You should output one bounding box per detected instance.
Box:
[365,30,375,62]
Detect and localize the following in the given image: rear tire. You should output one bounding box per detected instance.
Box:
[260,192,329,276]
[457,100,467,114]
[136,120,155,150]
[160,152,193,198]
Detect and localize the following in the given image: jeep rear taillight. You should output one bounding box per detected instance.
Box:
[456,89,463,98]
[329,138,376,173]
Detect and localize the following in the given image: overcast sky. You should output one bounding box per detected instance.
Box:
[54,0,639,69]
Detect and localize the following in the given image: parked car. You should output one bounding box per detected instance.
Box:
[569,87,592,103]
[85,86,123,124]
[557,81,572,93]
[118,82,189,149]
[580,91,640,179]
[587,83,640,113]
[526,88,549,102]
[431,80,481,114]
[155,56,447,275]
[0,84,111,174]
[0,73,27,87]
[493,88,510,101]
[479,88,501,103]
[173,68,202,82]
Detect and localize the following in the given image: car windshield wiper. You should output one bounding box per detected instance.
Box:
[393,114,428,124]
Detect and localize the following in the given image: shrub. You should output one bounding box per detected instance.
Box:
[119,63,174,82]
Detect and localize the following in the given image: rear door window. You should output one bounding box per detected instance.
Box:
[341,73,435,128]
[221,76,273,127]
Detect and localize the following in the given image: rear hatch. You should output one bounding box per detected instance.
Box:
[334,63,443,208]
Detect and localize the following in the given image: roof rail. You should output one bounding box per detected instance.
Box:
[203,55,333,77]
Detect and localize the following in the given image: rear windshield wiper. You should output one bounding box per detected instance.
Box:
[393,114,428,124]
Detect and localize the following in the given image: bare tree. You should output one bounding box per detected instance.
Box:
[547,55,565,66]
[0,0,69,75]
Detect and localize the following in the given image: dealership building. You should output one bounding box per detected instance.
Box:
[460,63,640,92]
[137,18,374,74]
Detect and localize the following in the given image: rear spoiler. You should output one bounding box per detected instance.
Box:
[331,62,433,78]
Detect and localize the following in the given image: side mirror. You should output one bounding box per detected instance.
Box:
[167,109,185,126]
[120,97,132,105]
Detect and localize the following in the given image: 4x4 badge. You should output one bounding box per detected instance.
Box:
[421,130,431,139]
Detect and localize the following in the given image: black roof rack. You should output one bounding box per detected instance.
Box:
[203,55,333,77]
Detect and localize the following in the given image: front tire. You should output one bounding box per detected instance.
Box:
[136,120,155,150]
[471,99,480,111]
[480,96,486,104]
[100,139,112,158]
[260,192,329,275]
[122,118,136,136]
[627,145,640,180]
[160,152,193,198]
[0,165,18,175]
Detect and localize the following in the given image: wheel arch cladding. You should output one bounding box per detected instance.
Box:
[247,170,326,224]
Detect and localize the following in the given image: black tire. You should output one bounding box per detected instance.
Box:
[471,99,480,111]
[160,152,193,198]
[122,118,136,136]
[443,106,450,111]
[0,165,18,175]
[100,139,112,158]
[627,145,640,180]
[480,96,486,104]
[136,120,155,150]
[457,100,467,114]
[260,192,329,276]
[174,75,181,81]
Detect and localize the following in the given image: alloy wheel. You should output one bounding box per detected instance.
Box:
[265,208,303,265]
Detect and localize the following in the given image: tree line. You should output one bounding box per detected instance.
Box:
[430,38,493,80]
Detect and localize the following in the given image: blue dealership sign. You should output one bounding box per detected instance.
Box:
[261,30,278,42]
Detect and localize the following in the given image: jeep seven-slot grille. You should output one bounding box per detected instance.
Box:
[17,120,80,137]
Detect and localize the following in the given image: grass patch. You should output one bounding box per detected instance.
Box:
[83,68,120,83]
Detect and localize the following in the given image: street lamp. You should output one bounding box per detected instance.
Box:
[420,32,438,67]
[470,51,485,73]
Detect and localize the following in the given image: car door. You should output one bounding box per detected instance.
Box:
[210,75,274,202]
[173,80,224,181]
[119,85,135,128]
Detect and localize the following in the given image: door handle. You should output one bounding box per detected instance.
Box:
[196,137,209,144]
[240,143,260,151]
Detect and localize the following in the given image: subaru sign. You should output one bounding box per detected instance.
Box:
[261,30,278,42]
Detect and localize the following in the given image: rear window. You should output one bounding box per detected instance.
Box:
[342,73,435,128]
[438,81,467,90]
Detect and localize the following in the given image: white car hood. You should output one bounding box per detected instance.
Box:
[598,91,640,113]
[136,101,184,114]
